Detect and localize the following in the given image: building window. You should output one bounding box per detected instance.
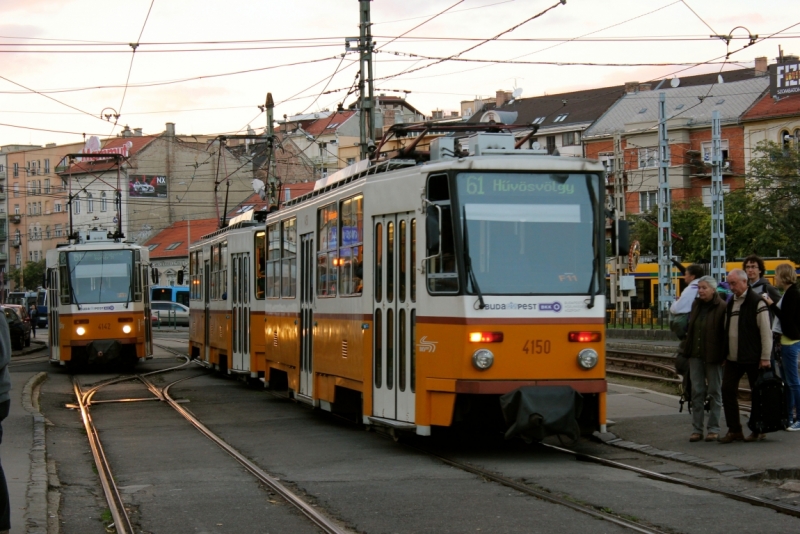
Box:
[562,131,580,146]
[165,242,182,251]
[546,136,556,155]
[101,191,107,212]
[74,195,80,214]
[15,253,20,266]
[55,224,62,237]
[44,159,50,174]
[29,251,33,261]
[553,113,569,122]
[638,148,658,169]
[701,140,730,162]
[14,204,19,215]
[701,184,731,207]
[13,183,18,197]
[87,193,93,213]
[532,117,546,124]
[639,190,658,212]
[13,163,18,178]
[148,244,159,251]
[46,226,51,239]
[55,203,62,213]
[44,179,50,194]
[37,202,41,215]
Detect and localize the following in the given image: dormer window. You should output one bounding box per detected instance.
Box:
[553,113,569,123]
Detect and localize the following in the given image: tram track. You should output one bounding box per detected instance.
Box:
[152,343,349,534]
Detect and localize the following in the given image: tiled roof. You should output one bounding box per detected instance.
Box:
[304,111,357,136]
[583,77,769,138]
[227,182,317,218]
[145,218,218,259]
[60,136,157,174]
[742,92,800,122]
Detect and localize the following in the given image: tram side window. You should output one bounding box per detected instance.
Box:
[339,195,363,296]
[426,174,459,293]
[133,250,142,301]
[317,203,338,297]
[211,245,219,300]
[266,223,281,298]
[220,241,228,300]
[59,253,70,304]
[254,231,266,300]
[281,218,297,298]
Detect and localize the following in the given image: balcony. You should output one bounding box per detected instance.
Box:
[11,239,20,248]
[0,253,7,262]
[10,215,20,224]
[0,171,5,181]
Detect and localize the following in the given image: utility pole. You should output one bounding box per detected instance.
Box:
[657,92,675,314]
[611,133,630,317]
[710,110,727,282]
[357,0,375,161]
[264,93,277,207]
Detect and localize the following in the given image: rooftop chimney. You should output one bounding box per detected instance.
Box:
[121,125,132,138]
[133,128,143,137]
[755,56,768,76]
[165,122,175,137]
[496,90,512,108]
[624,81,640,94]
[638,83,652,92]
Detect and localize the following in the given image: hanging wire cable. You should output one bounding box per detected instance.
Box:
[116,0,156,128]
[377,1,464,51]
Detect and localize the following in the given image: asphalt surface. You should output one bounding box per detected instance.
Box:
[11,329,799,533]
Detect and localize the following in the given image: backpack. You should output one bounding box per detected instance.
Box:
[748,368,790,434]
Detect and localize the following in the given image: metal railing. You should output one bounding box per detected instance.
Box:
[154,310,182,330]
[606,308,670,330]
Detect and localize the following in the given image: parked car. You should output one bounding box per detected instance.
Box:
[151,301,189,326]
[2,305,32,350]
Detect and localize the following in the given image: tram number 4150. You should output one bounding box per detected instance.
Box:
[523,339,551,354]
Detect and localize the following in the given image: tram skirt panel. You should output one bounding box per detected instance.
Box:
[500,386,583,443]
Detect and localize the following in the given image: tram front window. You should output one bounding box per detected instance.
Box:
[67,250,134,304]
[455,172,600,296]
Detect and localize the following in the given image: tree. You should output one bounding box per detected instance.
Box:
[23,260,46,289]
[745,140,800,262]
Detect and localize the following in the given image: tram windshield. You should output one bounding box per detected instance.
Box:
[455,172,601,296]
[66,250,134,304]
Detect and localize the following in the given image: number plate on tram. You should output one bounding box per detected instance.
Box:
[522,339,551,354]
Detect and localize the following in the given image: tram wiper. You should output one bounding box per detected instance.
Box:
[462,206,486,310]
[585,174,599,309]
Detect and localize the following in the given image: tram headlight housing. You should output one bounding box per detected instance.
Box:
[472,348,494,370]
[76,327,86,336]
[577,348,599,370]
[122,324,132,334]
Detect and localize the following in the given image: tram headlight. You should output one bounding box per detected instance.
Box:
[577,348,599,370]
[472,348,494,370]
[76,327,86,336]
[122,324,132,334]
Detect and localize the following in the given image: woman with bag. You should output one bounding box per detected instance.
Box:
[763,263,800,431]
[683,276,728,442]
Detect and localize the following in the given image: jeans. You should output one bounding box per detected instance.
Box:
[781,342,800,422]
[721,360,760,434]
[689,358,723,433]
[0,399,9,531]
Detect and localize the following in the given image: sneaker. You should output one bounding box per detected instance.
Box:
[787,421,800,432]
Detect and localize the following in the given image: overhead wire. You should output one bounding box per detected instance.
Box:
[116,0,157,128]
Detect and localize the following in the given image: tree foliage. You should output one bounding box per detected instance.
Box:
[10,260,46,291]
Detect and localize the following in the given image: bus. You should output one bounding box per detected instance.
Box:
[151,285,189,307]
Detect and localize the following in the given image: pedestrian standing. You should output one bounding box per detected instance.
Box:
[28,304,37,338]
[0,307,12,534]
[763,263,800,431]
[683,276,727,442]
[743,255,781,306]
[670,264,704,315]
[719,269,773,443]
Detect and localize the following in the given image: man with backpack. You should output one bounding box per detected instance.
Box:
[719,269,773,443]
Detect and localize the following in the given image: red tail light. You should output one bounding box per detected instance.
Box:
[469,332,504,343]
[568,331,601,343]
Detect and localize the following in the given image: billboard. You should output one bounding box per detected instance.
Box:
[770,61,800,97]
[129,175,167,198]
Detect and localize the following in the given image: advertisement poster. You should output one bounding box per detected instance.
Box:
[129,175,167,198]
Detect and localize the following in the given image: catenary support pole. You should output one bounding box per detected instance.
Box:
[657,92,675,313]
[710,110,727,282]
[358,0,375,161]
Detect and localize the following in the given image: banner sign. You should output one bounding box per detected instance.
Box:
[129,175,167,198]
[770,61,800,96]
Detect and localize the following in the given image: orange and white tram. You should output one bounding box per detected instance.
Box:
[189,131,609,436]
[46,230,153,368]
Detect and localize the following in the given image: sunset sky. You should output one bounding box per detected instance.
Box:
[0,0,797,147]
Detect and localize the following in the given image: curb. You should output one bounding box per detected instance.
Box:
[13,342,47,358]
[593,430,747,477]
[22,372,49,534]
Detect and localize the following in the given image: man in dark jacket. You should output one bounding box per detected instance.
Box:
[684,276,728,442]
[0,310,11,533]
[719,269,773,443]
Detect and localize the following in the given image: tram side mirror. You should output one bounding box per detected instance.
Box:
[426,205,440,256]
[151,267,159,284]
[611,220,630,257]
[177,269,185,286]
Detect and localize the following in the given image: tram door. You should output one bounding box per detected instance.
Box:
[203,259,211,362]
[47,269,59,361]
[298,233,315,399]
[231,253,250,370]
[373,213,416,422]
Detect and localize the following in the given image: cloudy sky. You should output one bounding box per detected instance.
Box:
[0,0,796,147]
